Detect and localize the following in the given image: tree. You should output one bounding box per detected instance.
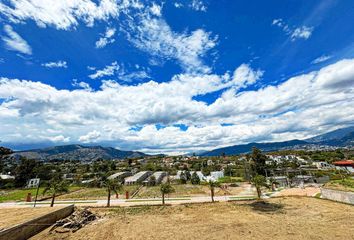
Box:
[100,178,123,207]
[180,171,188,184]
[191,172,200,185]
[148,175,156,186]
[14,158,38,187]
[160,183,174,205]
[208,180,220,202]
[250,147,267,176]
[252,175,266,199]
[43,176,69,207]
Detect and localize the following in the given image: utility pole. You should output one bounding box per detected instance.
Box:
[33,178,41,208]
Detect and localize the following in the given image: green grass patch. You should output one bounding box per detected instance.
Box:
[0,186,81,203]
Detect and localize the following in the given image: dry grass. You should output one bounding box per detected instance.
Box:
[0,207,63,230]
[32,197,354,240]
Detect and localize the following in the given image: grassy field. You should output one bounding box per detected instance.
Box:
[0,186,81,203]
[324,178,354,192]
[33,197,354,240]
[134,183,245,198]
[56,186,138,200]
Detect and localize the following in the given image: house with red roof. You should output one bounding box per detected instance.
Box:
[333,160,354,173]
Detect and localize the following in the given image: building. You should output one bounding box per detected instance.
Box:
[26,178,40,188]
[108,171,132,181]
[333,160,354,173]
[143,171,167,185]
[0,174,15,180]
[313,161,334,170]
[208,171,224,181]
[124,171,152,185]
[267,176,289,188]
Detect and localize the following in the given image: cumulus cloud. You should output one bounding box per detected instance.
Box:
[41,60,67,68]
[48,135,70,143]
[2,25,32,55]
[272,18,313,41]
[0,59,353,153]
[95,27,116,48]
[79,130,101,143]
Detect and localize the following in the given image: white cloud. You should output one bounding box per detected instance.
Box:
[291,26,313,41]
[41,60,67,68]
[0,0,124,30]
[190,0,207,12]
[95,27,116,48]
[79,130,101,143]
[272,18,314,41]
[174,2,183,8]
[124,13,217,73]
[0,59,353,153]
[89,61,120,79]
[2,25,32,55]
[48,135,70,143]
[312,55,332,64]
[72,79,92,91]
[150,3,162,16]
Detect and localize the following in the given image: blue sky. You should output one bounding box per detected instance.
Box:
[0,0,354,154]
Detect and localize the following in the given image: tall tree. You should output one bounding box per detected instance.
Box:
[14,158,38,187]
[43,176,69,207]
[101,178,123,207]
[208,180,220,202]
[160,183,174,205]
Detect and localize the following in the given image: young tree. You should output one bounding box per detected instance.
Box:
[191,172,200,185]
[180,171,188,184]
[160,183,174,205]
[208,180,220,202]
[252,175,266,199]
[43,176,69,207]
[250,147,267,176]
[148,175,156,186]
[101,178,123,207]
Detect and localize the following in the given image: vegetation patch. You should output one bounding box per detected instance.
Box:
[249,200,284,213]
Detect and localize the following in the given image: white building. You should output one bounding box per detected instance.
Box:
[108,171,132,181]
[0,174,15,180]
[143,171,167,185]
[27,178,40,188]
[124,171,152,185]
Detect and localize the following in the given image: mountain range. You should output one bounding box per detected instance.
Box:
[10,145,147,161]
[5,126,354,160]
[200,126,354,156]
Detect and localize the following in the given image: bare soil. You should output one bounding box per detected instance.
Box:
[0,207,63,230]
[32,197,354,240]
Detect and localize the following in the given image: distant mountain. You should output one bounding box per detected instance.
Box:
[306,126,354,144]
[201,126,354,156]
[200,140,308,156]
[11,144,147,161]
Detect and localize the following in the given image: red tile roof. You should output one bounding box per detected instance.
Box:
[333,160,354,166]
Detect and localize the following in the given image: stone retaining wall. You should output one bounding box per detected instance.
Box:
[321,188,354,205]
[0,205,74,240]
